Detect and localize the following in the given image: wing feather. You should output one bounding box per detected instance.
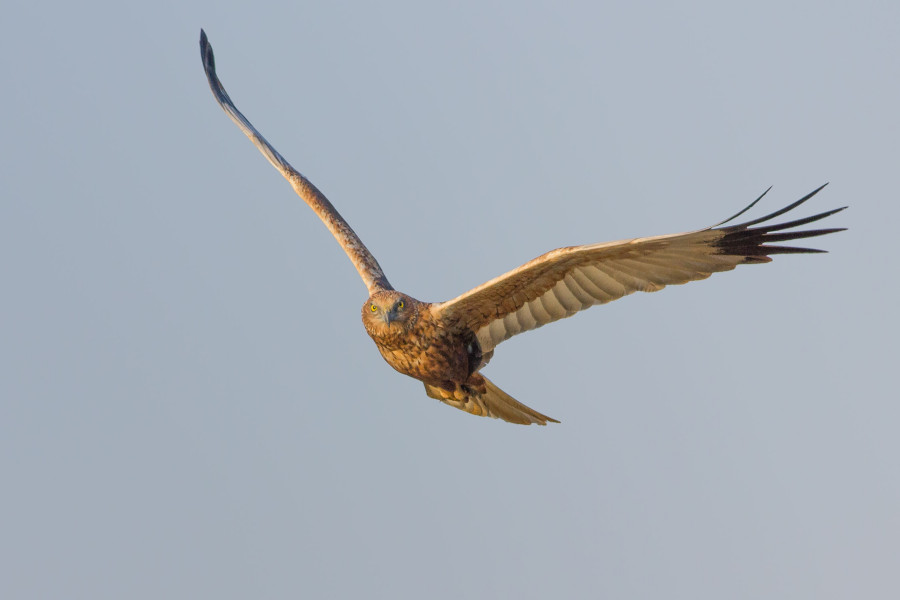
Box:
[435,186,845,353]
[569,267,619,302]
[560,276,596,311]
[199,30,391,294]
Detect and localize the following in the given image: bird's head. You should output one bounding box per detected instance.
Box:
[361,291,419,335]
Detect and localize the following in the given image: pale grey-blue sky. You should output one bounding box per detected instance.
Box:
[1,1,896,598]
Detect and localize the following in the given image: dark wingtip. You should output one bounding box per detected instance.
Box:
[199,29,215,74]
[725,183,833,231]
[712,186,772,228]
[714,184,845,259]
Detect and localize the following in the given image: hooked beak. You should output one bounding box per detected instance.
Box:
[383,310,397,324]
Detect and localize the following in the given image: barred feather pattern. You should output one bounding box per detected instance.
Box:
[432,185,846,354]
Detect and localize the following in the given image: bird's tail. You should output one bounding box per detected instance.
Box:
[423,374,558,426]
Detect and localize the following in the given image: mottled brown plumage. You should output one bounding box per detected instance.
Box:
[360,290,556,425]
[200,31,846,426]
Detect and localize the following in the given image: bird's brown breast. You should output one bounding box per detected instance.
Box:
[366,309,473,384]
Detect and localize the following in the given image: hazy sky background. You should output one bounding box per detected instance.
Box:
[1,1,897,598]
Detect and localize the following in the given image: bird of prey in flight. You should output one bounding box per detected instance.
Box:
[199,30,845,425]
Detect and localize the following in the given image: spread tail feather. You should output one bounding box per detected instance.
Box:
[424,375,559,426]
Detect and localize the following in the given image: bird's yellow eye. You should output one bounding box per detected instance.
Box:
[397,300,404,309]
[370,304,377,312]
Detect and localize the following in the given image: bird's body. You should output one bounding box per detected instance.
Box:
[359,291,552,423]
[199,30,846,426]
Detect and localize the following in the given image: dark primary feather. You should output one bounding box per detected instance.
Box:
[715,184,847,260]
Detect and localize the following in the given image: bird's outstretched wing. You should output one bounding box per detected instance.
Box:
[199,30,392,294]
[432,185,845,354]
